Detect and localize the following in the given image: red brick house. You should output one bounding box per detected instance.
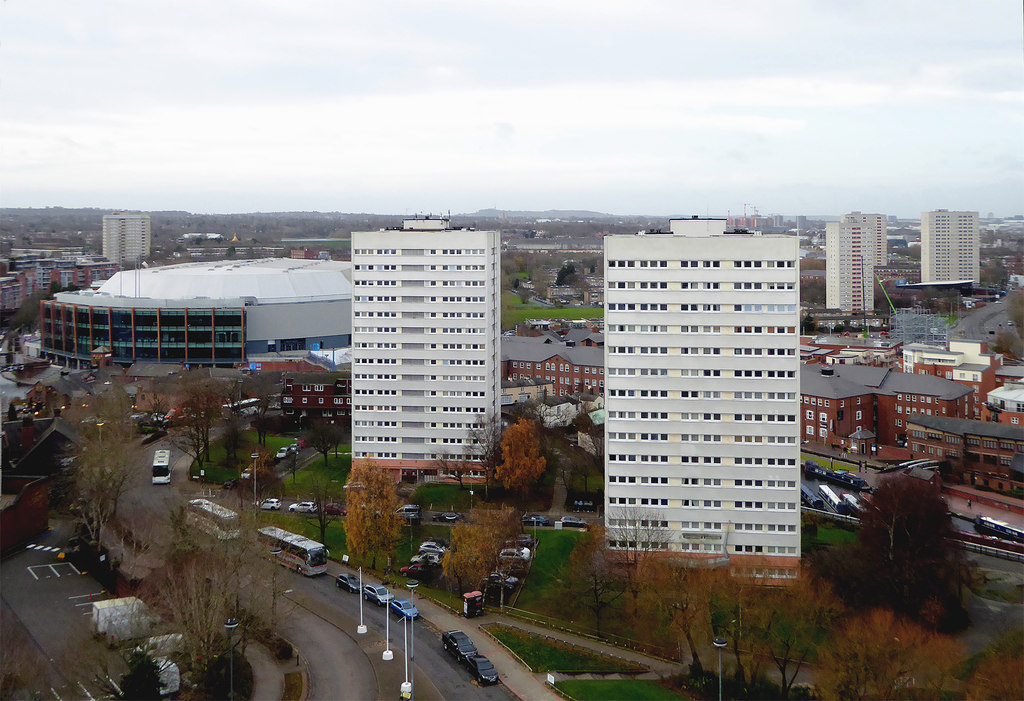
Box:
[801,364,972,454]
[906,413,1024,492]
[282,372,351,427]
[501,337,604,396]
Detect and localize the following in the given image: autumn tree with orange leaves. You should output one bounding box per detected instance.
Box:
[496,418,546,497]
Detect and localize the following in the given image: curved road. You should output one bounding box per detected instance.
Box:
[280,571,512,701]
[953,297,1012,340]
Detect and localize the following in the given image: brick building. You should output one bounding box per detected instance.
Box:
[902,340,1004,420]
[906,414,1023,492]
[986,382,1024,426]
[801,364,972,453]
[282,372,351,427]
[501,336,604,396]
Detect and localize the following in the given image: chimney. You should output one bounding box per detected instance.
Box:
[20,415,36,450]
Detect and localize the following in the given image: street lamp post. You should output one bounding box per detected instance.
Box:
[400,616,412,700]
[383,587,393,661]
[713,637,727,701]
[469,489,473,511]
[251,452,260,507]
[225,618,239,701]
[96,422,105,442]
[357,567,367,635]
[406,580,419,661]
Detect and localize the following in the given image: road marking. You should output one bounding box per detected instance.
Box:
[27,567,39,581]
[27,563,80,580]
[69,592,105,600]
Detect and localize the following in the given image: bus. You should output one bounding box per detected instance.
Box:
[223,398,261,416]
[187,499,240,539]
[152,449,172,485]
[818,484,850,515]
[974,516,1024,543]
[257,526,328,576]
[800,484,825,510]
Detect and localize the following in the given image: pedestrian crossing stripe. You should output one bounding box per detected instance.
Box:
[27,544,60,552]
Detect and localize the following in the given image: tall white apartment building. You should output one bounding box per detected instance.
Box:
[841,211,887,267]
[350,219,501,480]
[604,218,801,576]
[825,220,875,313]
[921,210,979,283]
[102,212,151,266]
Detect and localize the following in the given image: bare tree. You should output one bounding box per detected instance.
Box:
[244,373,280,446]
[606,506,670,615]
[72,413,142,545]
[305,471,342,546]
[469,413,503,499]
[306,421,343,468]
[567,525,624,635]
[172,372,226,469]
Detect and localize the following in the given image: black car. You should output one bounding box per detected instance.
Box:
[484,572,520,591]
[463,655,499,685]
[441,630,478,664]
[432,511,464,523]
[558,516,589,530]
[335,573,360,593]
[521,514,551,527]
[222,479,238,489]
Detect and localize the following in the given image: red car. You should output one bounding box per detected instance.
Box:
[400,562,427,575]
[324,503,346,516]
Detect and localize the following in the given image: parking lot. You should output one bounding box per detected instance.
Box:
[1,520,123,699]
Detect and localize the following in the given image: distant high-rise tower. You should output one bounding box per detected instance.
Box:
[603,219,801,578]
[921,210,979,283]
[841,211,887,267]
[350,218,501,480]
[102,213,151,266]
[826,220,876,313]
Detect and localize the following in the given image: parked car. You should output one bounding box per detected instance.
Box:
[260,498,282,511]
[363,584,393,606]
[517,534,537,549]
[335,573,361,593]
[294,438,307,449]
[499,546,531,561]
[324,503,346,516]
[521,514,551,527]
[289,501,317,513]
[463,655,499,685]
[222,479,238,490]
[275,447,290,460]
[432,511,464,523]
[441,630,478,663]
[418,542,447,556]
[558,516,589,530]
[400,562,428,576]
[484,572,519,591]
[287,443,299,454]
[389,598,420,620]
[410,552,441,566]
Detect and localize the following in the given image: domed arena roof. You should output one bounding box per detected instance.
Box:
[95,259,352,303]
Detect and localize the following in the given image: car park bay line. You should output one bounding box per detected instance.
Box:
[26,562,81,580]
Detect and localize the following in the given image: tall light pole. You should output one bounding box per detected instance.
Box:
[96,421,105,442]
[400,616,412,700]
[713,637,727,701]
[225,618,239,701]
[406,580,419,662]
[251,452,260,507]
[382,587,393,661]
[356,567,367,635]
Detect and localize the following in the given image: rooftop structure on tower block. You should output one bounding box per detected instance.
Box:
[39,258,352,368]
[604,218,801,579]
[350,219,501,481]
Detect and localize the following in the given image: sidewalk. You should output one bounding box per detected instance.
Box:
[247,641,291,701]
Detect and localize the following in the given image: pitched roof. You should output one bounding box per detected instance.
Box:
[501,337,603,367]
[906,413,1024,442]
[800,364,972,401]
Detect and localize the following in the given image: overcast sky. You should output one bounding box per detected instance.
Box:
[2,0,1021,217]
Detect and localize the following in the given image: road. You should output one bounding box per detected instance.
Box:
[953,297,1012,340]
[281,568,513,701]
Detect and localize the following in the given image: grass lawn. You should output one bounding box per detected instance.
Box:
[515,529,584,611]
[801,452,860,472]
[281,454,351,499]
[503,305,604,327]
[802,523,857,549]
[411,483,474,512]
[190,431,302,483]
[484,624,647,673]
[555,680,690,701]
